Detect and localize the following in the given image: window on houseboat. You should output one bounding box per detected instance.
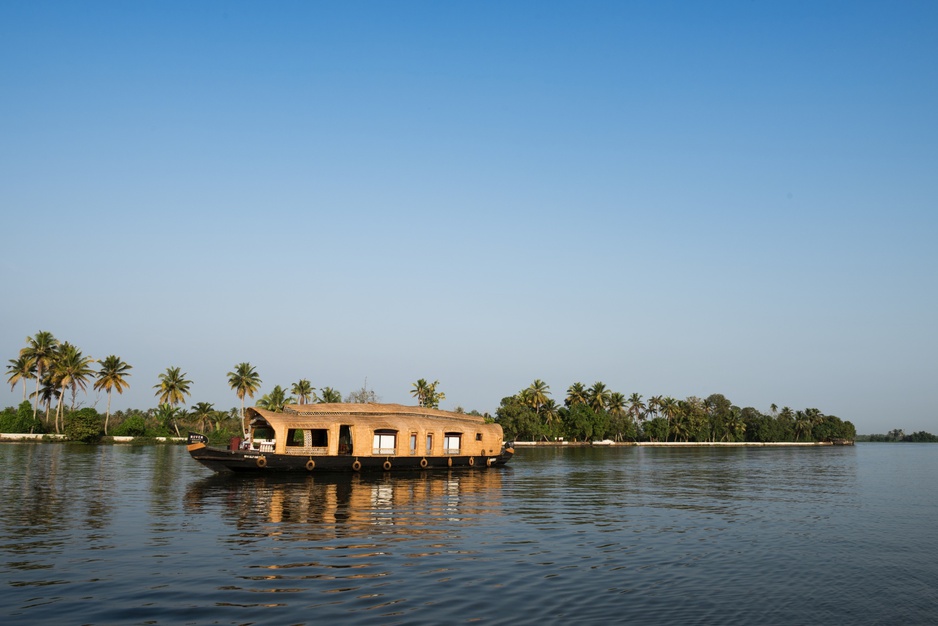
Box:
[444,433,461,455]
[373,429,397,455]
[286,429,305,447]
[410,433,417,455]
[253,426,274,440]
[426,433,433,454]
[339,425,352,455]
[310,429,328,447]
[252,426,275,451]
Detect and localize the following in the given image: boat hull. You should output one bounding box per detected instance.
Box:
[187,441,514,473]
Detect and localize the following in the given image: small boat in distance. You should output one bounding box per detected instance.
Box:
[187,403,514,473]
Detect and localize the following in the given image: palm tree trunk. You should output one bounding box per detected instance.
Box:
[56,386,66,433]
[33,369,41,421]
[105,389,112,435]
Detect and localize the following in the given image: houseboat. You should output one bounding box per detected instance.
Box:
[187,402,514,473]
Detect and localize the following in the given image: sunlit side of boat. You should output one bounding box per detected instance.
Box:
[187,403,514,473]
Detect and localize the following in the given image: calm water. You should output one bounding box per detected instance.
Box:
[1,443,936,625]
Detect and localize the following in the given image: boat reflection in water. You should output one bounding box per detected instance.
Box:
[184,469,506,542]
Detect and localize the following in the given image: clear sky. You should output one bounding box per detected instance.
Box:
[2,1,936,434]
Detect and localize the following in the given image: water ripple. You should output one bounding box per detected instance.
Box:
[2,444,937,624]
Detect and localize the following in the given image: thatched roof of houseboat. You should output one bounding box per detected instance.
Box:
[245,403,488,430]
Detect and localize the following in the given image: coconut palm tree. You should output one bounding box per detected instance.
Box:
[607,392,627,418]
[6,355,35,401]
[647,395,663,421]
[804,407,824,441]
[606,392,629,441]
[525,379,551,414]
[6,356,37,432]
[154,403,182,437]
[219,407,239,431]
[670,406,691,442]
[793,410,812,441]
[319,386,342,403]
[190,401,216,433]
[805,407,823,426]
[659,397,679,440]
[726,406,746,441]
[20,331,59,422]
[68,352,96,411]
[227,362,261,436]
[51,343,95,433]
[291,379,315,404]
[541,398,560,429]
[36,374,59,425]
[426,380,445,409]
[588,382,611,413]
[257,385,294,412]
[411,378,429,406]
[565,382,588,407]
[606,391,630,441]
[93,355,132,435]
[627,393,646,423]
[519,387,533,408]
[411,379,445,408]
[154,366,192,409]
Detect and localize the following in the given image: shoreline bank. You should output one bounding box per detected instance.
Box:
[0,433,186,443]
[513,440,847,447]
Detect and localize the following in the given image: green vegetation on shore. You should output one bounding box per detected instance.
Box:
[857,430,938,443]
[5,331,351,443]
[495,381,856,443]
[0,329,886,445]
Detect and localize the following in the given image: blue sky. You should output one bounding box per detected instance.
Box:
[2,1,936,434]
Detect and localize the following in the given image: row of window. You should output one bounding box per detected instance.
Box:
[277,427,473,455]
[375,429,464,455]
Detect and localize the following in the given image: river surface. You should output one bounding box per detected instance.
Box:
[1,443,936,625]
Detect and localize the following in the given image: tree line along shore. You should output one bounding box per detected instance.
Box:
[494,380,856,443]
[3,332,453,443]
[2,330,926,445]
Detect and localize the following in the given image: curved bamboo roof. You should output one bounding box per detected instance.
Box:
[246,403,488,428]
